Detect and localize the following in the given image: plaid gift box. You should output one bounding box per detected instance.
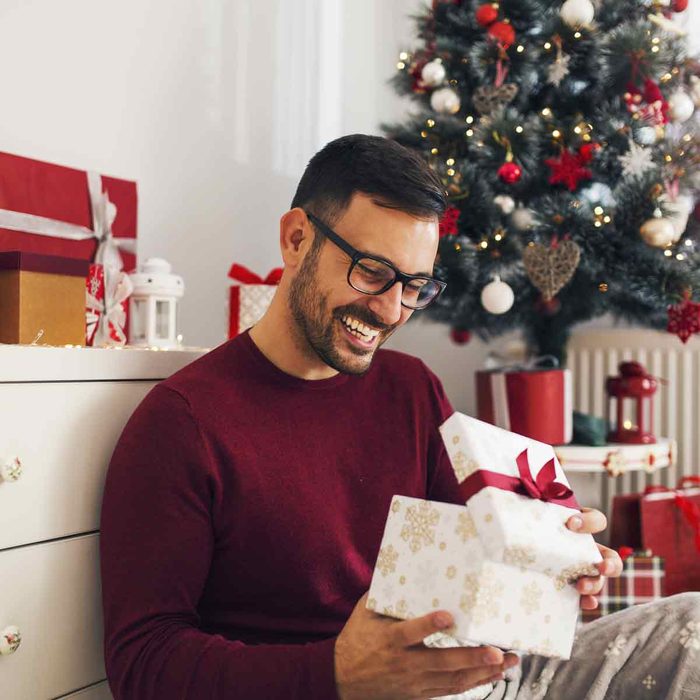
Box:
[581,549,665,622]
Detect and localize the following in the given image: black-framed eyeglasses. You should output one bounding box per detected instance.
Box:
[305,211,446,310]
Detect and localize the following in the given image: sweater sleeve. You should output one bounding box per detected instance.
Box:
[419,363,465,506]
[99,384,339,700]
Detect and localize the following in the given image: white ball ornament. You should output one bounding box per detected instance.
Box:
[430,87,461,115]
[494,195,515,214]
[510,206,536,230]
[480,276,515,315]
[635,126,657,145]
[640,217,679,248]
[668,90,695,123]
[560,0,595,27]
[421,60,446,87]
[689,76,700,108]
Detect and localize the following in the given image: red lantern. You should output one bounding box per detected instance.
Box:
[605,361,658,444]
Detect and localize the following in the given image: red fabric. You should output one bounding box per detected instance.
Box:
[610,483,700,595]
[100,331,462,699]
[0,151,137,271]
[476,368,569,444]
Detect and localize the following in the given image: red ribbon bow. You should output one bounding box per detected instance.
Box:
[228,263,283,285]
[458,448,579,510]
[644,476,700,552]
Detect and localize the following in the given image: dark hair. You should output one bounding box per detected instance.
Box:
[290,134,447,227]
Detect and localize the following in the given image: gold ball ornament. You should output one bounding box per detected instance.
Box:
[639,217,679,247]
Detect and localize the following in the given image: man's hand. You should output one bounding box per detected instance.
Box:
[334,592,519,700]
[565,506,623,610]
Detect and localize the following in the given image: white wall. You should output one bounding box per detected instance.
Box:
[0,0,696,415]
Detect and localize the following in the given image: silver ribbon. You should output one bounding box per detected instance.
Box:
[0,170,137,345]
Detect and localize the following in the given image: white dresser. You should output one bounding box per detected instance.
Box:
[0,344,207,700]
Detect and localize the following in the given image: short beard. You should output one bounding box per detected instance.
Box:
[288,250,392,375]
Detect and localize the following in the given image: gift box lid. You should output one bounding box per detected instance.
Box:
[0,251,90,277]
[440,412,602,582]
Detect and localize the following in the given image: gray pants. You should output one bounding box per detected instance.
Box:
[487,592,700,700]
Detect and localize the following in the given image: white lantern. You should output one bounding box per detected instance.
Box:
[128,258,185,348]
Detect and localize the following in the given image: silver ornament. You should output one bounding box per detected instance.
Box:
[668,91,695,123]
[511,206,536,230]
[560,0,595,27]
[430,87,461,115]
[494,195,515,214]
[480,277,515,314]
[640,217,679,248]
[421,60,446,88]
[635,126,657,145]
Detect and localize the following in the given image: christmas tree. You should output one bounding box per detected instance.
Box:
[386,0,699,361]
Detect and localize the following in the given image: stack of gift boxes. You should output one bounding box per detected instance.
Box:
[368,412,602,660]
[0,151,137,346]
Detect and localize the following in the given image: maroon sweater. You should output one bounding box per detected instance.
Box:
[100,330,462,699]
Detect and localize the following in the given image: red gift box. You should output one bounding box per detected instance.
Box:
[476,366,573,445]
[610,477,700,595]
[227,264,282,338]
[0,151,138,344]
[581,549,665,623]
[0,151,136,271]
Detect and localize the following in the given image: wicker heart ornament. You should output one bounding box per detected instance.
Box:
[523,240,581,301]
[473,83,519,115]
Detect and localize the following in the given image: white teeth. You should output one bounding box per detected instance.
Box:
[340,315,380,340]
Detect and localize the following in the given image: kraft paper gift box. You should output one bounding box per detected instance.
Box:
[367,413,602,660]
[0,251,91,345]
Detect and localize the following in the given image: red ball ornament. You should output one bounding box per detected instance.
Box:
[671,0,688,11]
[578,142,601,164]
[487,21,516,48]
[450,328,472,345]
[475,3,499,26]
[497,161,522,184]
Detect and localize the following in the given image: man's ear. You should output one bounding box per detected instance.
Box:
[280,208,314,270]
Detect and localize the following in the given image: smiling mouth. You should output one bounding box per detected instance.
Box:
[339,314,381,345]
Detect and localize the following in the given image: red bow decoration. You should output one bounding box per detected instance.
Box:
[618,546,635,561]
[228,263,283,285]
[644,476,700,552]
[458,448,579,509]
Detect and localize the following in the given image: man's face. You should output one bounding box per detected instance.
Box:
[288,193,440,375]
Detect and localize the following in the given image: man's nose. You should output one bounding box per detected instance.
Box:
[367,281,404,326]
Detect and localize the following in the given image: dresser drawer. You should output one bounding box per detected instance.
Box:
[0,534,104,699]
[57,680,112,699]
[0,381,154,550]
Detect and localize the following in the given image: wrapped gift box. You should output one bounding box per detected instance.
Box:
[581,549,665,623]
[610,479,700,595]
[227,264,282,338]
[0,151,137,270]
[0,251,90,345]
[368,413,601,660]
[476,367,572,445]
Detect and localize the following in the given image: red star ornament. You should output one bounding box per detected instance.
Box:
[439,205,461,237]
[545,149,592,192]
[667,292,700,343]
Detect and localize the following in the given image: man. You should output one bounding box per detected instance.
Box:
[101,135,699,699]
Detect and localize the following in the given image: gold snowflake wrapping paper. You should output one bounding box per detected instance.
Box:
[366,413,603,660]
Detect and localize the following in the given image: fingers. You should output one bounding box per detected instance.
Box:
[595,544,623,577]
[576,574,605,596]
[566,506,607,534]
[409,645,511,672]
[579,594,599,611]
[421,654,519,698]
[391,609,454,647]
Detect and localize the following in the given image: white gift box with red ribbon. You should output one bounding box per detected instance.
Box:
[367,413,601,660]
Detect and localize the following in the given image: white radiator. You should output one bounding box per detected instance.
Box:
[568,327,700,516]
